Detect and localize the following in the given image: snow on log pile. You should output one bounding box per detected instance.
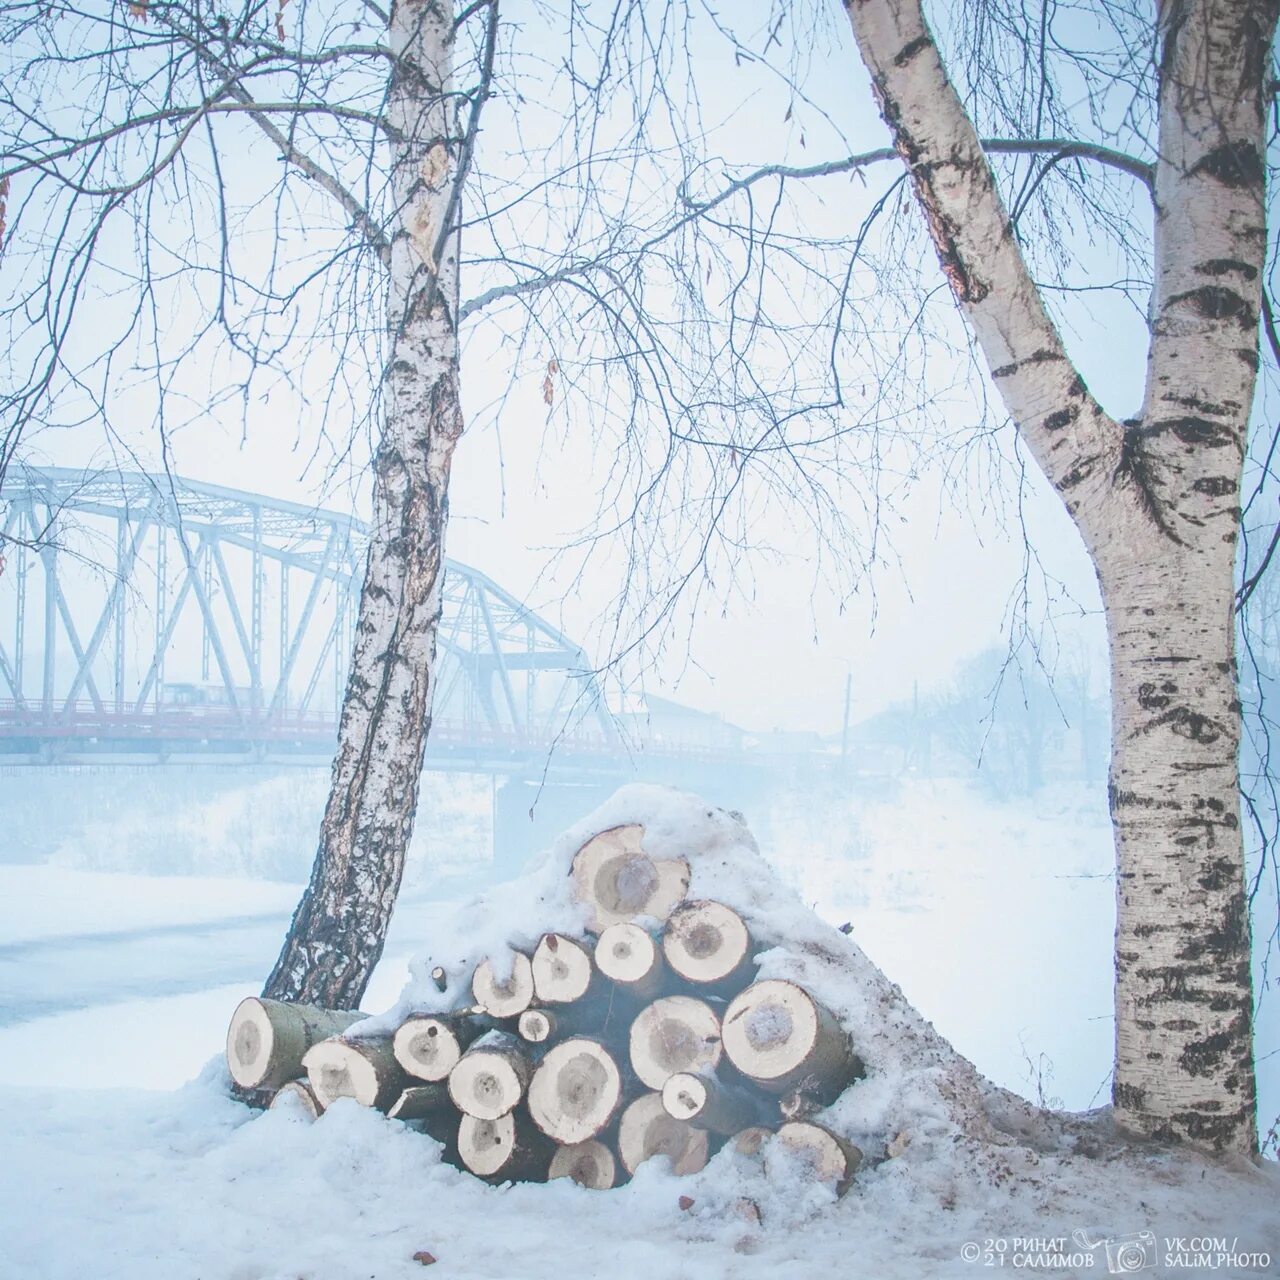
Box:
[226,785,1009,1200]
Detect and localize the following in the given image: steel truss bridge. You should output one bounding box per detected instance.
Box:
[0,466,742,780]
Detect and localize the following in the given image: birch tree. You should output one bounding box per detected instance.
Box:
[839,0,1277,1153]
[261,1,474,1006]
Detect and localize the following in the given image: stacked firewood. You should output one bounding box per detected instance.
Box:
[226,824,865,1191]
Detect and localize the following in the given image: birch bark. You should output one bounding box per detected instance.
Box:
[841,0,1277,1152]
[264,0,465,1008]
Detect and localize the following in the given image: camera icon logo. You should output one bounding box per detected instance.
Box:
[1072,1229,1158,1274]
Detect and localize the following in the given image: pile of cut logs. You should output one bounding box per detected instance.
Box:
[226,825,864,1192]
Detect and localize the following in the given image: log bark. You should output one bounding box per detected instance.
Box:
[773,1120,862,1195]
[616,1092,709,1177]
[262,0,470,1008]
[302,1035,407,1111]
[393,1013,485,1082]
[661,900,753,990]
[471,952,536,1018]
[547,1139,619,1189]
[458,1111,554,1182]
[388,1084,453,1121]
[527,1038,624,1143]
[226,997,362,1091]
[721,980,861,1099]
[570,826,690,931]
[269,1079,322,1119]
[660,1070,773,1136]
[628,995,723,1091]
[594,923,667,1003]
[531,933,594,1004]
[841,0,1278,1154]
[447,1031,532,1120]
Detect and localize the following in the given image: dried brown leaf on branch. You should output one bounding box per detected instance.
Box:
[542,358,559,407]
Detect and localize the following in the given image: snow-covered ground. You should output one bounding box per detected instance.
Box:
[0,774,1276,1279]
[3,1062,1275,1280]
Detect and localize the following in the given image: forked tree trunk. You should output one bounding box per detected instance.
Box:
[841,0,1277,1155]
[264,0,466,1007]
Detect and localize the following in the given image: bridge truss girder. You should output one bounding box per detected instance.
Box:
[0,466,614,757]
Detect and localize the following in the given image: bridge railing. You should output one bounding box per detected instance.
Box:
[0,699,769,766]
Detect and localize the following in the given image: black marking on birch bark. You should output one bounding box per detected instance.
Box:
[1135,704,1224,744]
[1236,345,1260,372]
[1164,391,1242,416]
[1114,421,1180,541]
[990,348,1063,380]
[1167,1104,1253,1151]
[1188,141,1264,189]
[1137,680,1177,710]
[871,82,990,305]
[1057,453,1102,492]
[1186,898,1249,964]
[893,35,930,66]
[1108,785,1182,812]
[1114,1081,1145,1111]
[1194,855,1240,894]
[1191,475,1236,497]
[1166,285,1255,328]
[1042,405,1078,432]
[1197,258,1257,281]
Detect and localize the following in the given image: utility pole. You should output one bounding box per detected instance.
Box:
[840,670,853,769]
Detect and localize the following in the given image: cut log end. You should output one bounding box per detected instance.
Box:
[528,1038,623,1144]
[302,1036,403,1111]
[269,1079,321,1119]
[226,996,360,1091]
[617,1092,709,1176]
[570,825,690,931]
[447,1034,531,1120]
[594,922,663,993]
[662,900,752,986]
[661,1072,709,1122]
[458,1112,517,1179]
[722,979,858,1097]
[775,1121,862,1193]
[471,953,536,1018]
[518,1009,555,1043]
[393,1016,465,1083]
[547,1139,618,1190]
[629,995,723,1091]
[532,933,594,1004]
[660,1070,770,1135]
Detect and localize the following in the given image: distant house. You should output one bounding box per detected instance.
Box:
[749,727,829,755]
[618,694,746,752]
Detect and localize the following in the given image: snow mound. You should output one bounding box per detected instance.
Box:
[358,783,1032,1178]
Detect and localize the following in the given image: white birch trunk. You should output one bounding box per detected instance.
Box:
[1102,0,1274,1152]
[265,0,466,1007]
[841,0,1276,1153]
